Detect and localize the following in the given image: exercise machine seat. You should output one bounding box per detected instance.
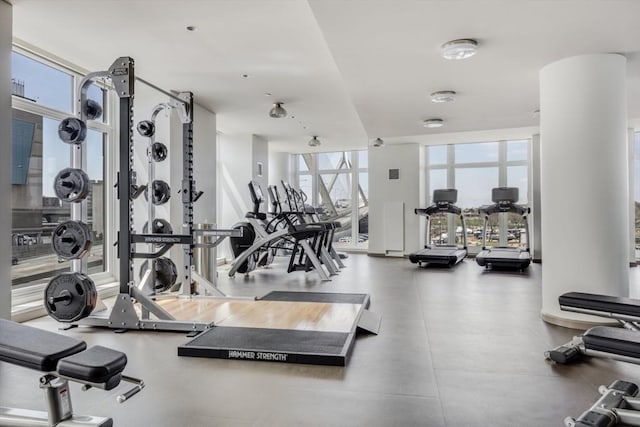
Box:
[0,319,86,371]
[583,326,640,359]
[560,292,640,318]
[58,345,127,390]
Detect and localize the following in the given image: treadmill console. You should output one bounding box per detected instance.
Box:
[491,187,518,204]
[433,189,457,211]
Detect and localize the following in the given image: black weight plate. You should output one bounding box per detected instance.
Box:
[151,142,168,162]
[140,257,177,292]
[52,220,93,260]
[82,99,103,121]
[53,168,90,203]
[137,120,155,137]
[58,117,87,144]
[142,218,173,235]
[45,273,97,322]
[144,180,171,205]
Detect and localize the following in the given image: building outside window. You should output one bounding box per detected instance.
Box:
[294,150,368,249]
[427,140,530,253]
[10,48,112,304]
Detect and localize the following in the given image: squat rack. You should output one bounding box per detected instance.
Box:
[71,57,240,333]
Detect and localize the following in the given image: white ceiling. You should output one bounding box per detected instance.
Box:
[10,0,640,152]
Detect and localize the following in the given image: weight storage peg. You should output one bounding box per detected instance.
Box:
[53,168,90,203]
[51,220,93,260]
[45,272,97,322]
[58,117,87,144]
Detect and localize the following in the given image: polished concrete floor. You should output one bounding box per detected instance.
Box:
[2,254,640,426]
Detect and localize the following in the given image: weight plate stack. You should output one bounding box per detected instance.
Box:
[44,272,97,322]
[82,99,103,121]
[137,120,155,137]
[58,117,87,144]
[53,168,90,203]
[140,257,178,292]
[144,180,171,205]
[150,142,168,162]
[52,220,93,260]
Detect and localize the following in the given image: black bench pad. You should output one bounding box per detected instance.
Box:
[584,326,640,359]
[58,345,127,389]
[0,319,86,372]
[560,292,640,318]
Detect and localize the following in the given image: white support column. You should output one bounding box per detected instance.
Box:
[531,134,542,262]
[540,54,629,327]
[628,128,636,266]
[0,0,11,319]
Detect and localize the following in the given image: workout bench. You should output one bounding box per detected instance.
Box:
[0,319,143,426]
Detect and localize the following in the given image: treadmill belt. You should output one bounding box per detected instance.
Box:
[178,326,354,366]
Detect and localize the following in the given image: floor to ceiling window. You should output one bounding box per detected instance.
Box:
[10,48,113,302]
[426,140,530,253]
[294,150,368,249]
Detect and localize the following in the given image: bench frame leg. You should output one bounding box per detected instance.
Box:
[0,374,112,427]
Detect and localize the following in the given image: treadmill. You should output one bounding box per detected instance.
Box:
[475,187,531,270]
[409,189,467,267]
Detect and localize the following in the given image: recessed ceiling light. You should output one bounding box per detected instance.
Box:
[372,138,384,147]
[430,91,457,103]
[264,92,272,97]
[186,25,197,32]
[441,39,477,60]
[241,73,250,78]
[423,118,444,128]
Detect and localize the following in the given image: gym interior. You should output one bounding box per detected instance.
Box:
[1,1,640,426]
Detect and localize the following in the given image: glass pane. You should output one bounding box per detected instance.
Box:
[318,172,352,244]
[298,154,309,172]
[358,150,368,169]
[428,145,447,165]
[11,52,73,113]
[455,167,499,247]
[318,151,350,170]
[12,113,105,289]
[357,172,369,246]
[507,165,528,204]
[429,169,447,203]
[507,139,529,162]
[298,174,312,200]
[454,142,499,164]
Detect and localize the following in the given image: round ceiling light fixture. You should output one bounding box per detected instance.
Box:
[308,136,321,147]
[269,102,287,118]
[186,25,197,32]
[423,118,444,128]
[372,138,384,147]
[441,39,478,60]
[430,90,457,103]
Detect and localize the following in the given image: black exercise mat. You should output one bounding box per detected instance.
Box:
[260,291,369,307]
[178,326,355,366]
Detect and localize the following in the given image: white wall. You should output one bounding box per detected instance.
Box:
[268,151,290,186]
[252,134,268,191]
[368,143,424,255]
[218,133,253,260]
[0,0,11,319]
